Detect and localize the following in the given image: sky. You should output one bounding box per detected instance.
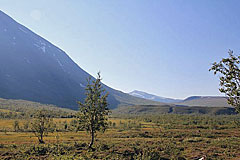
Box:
[1,0,240,99]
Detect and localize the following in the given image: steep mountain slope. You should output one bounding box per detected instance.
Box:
[129,90,182,103]
[176,96,231,107]
[0,10,161,110]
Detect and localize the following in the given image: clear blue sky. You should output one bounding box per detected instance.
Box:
[1,0,240,99]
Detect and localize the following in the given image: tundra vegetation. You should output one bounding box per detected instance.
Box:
[0,64,240,159]
[0,108,239,159]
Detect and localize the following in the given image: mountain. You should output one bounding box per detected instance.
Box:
[176,96,231,107]
[129,90,232,108]
[0,10,162,110]
[112,95,236,115]
[129,90,182,103]
[0,97,75,115]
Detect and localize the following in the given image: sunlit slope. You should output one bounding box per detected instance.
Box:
[113,104,236,115]
[176,96,231,107]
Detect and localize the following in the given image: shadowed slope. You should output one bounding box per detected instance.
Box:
[0,10,161,110]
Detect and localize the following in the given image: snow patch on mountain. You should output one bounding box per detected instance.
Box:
[79,83,85,88]
[19,27,27,33]
[130,92,145,98]
[34,43,39,47]
[129,90,182,103]
[24,58,31,64]
[34,41,47,53]
[41,46,46,53]
[56,59,63,67]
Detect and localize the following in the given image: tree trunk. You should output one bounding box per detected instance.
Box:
[39,139,45,144]
[39,133,44,144]
[88,130,94,149]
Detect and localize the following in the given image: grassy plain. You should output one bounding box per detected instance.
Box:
[0,115,239,159]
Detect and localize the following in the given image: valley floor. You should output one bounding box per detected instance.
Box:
[0,115,240,159]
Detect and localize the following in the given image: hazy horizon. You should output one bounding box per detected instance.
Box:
[1,1,240,99]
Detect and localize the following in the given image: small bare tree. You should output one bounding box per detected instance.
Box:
[13,120,20,132]
[31,110,54,144]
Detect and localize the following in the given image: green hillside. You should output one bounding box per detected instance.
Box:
[0,98,75,118]
[176,96,231,107]
[113,104,237,115]
[0,97,236,117]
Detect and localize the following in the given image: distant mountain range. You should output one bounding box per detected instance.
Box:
[0,10,161,110]
[118,91,235,115]
[120,91,236,115]
[129,90,181,103]
[0,10,234,114]
[129,90,231,108]
[176,96,231,107]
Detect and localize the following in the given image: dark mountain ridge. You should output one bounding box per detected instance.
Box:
[0,10,161,110]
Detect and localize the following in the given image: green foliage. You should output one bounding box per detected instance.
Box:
[13,120,20,132]
[77,72,110,148]
[0,98,76,119]
[210,50,240,113]
[31,110,55,144]
[23,121,29,131]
